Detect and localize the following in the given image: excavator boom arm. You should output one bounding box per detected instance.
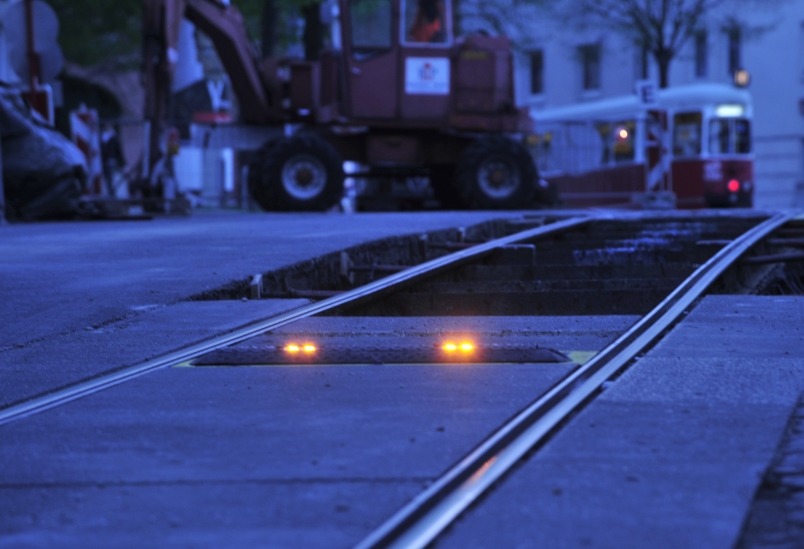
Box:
[142,0,274,129]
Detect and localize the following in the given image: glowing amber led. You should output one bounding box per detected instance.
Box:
[460,342,474,352]
[443,342,458,352]
[303,344,317,353]
[285,344,300,353]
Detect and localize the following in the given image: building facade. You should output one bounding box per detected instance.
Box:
[506,0,804,208]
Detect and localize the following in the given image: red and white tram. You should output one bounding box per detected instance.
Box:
[530,84,753,209]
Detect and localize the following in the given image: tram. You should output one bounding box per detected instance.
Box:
[530,84,754,209]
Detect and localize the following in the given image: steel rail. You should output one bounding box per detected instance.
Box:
[354,212,791,549]
[0,216,591,426]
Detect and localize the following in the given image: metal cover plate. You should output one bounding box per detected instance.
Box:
[191,345,570,366]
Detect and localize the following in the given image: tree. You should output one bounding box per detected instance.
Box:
[48,0,141,69]
[457,0,554,49]
[554,0,782,88]
[235,0,324,59]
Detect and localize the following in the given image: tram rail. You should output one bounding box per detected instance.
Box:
[0,216,589,425]
[0,210,797,549]
[354,212,791,549]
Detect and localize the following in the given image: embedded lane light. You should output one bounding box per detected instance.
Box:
[284,343,317,353]
[442,340,475,354]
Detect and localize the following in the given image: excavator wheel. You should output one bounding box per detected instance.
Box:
[455,136,537,209]
[248,135,344,211]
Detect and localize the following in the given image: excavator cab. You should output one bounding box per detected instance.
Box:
[343,0,453,121]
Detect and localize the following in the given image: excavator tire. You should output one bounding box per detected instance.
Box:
[455,136,537,209]
[248,135,344,211]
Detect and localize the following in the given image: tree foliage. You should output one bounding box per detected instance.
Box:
[48,0,313,69]
[457,0,553,49]
[48,0,141,68]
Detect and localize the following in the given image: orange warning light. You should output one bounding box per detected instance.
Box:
[285,344,301,353]
[443,341,474,353]
[303,344,317,353]
[728,179,740,193]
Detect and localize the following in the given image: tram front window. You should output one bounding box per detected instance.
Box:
[673,112,702,157]
[735,119,751,153]
[710,119,730,154]
[709,118,752,154]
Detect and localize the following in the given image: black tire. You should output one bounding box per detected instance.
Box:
[248,135,344,211]
[429,164,464,209]
[455,136,537,209]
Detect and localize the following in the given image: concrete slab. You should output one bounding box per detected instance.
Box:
[209,315,640,366]
[0,299,308,409]
[647,295,804,360]
[0,211,507,345]
[433,295,804,549]
[0,481,425,549]
[0,363,574,548]
[0,211,508,406]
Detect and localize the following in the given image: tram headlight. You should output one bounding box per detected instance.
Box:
[715,104,745,117]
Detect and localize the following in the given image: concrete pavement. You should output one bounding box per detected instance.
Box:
[434,296,804,549]
[0,210,509,408]
[3,210,804,548]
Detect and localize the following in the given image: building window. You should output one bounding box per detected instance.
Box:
[695,31,708,78]
[728,26,741,75]
[579,44,601,90]
[530,50,544,95]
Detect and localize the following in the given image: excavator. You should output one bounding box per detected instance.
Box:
[142,0,549,211]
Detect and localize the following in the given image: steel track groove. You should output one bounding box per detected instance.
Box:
[0,216,590,426]
[353,212,791,549]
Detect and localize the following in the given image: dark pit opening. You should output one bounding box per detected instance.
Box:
[330,216,765,316]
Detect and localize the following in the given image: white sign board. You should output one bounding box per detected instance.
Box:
[405,57,450,95]
[635,80,658,106]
